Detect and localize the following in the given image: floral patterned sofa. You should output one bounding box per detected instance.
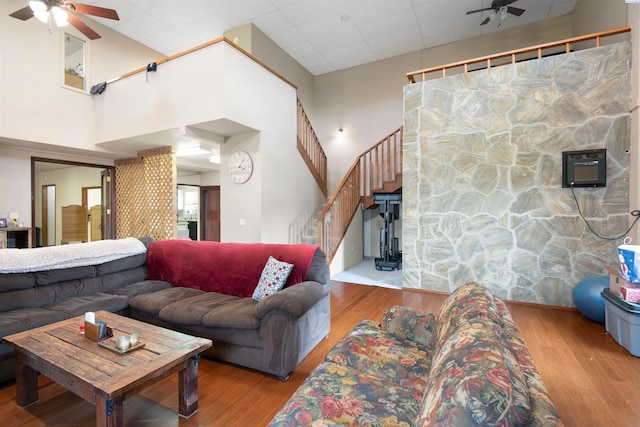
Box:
[269,282,563,426]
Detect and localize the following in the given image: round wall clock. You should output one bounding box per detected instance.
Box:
[228,150,253,184]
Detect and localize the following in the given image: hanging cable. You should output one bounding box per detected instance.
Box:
[570,184,640,240]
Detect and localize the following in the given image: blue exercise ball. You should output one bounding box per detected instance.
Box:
[573,275,608,323]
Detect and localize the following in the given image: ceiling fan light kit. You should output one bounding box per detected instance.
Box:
[466,0,526,26]
[10,1,120,40]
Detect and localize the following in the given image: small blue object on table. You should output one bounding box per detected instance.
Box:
[573,275,609,323]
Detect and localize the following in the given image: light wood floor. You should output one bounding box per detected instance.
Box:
[1,281,639,426]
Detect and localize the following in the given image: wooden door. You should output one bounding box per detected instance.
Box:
[201,186,220,241]
[90,205,102,241]
[101,169,114,239]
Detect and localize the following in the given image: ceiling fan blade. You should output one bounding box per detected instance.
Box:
[67,14,101,40]
[507,6,526,17]
[9,6,35,21]
[481,16,492,25]
[466,7,493,15]
[66,3,119,20]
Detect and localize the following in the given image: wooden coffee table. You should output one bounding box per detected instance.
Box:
[3,310,212,427]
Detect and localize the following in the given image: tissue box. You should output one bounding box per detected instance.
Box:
[605,265,632,297]
[621,285,640,303]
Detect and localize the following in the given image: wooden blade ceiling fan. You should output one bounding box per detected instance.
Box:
[9,0,119,40]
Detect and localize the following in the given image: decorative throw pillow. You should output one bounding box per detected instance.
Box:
[252,256,294,302]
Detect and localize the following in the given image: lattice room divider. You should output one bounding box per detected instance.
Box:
[115,147,176,241]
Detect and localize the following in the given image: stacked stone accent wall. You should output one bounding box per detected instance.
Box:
[403,42,631,306]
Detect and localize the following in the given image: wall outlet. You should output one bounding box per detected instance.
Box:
[239,218,246,226]
[9,212,18,219]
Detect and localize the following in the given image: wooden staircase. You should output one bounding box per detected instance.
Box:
[295,100,402,261]
[317,127,403,264]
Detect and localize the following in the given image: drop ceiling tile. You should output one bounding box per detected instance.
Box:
[146,1,209,27]
[323,40,371,63]
[140,28,194,55]
[110,12,171,41]
[357,8,420,39]
[366,26,424,51]
[252,10,295,34]
[307,26,364,52]
[295,13,355,40]
[372,39,428,61]
[277,1,347,26]
[283,40,319,58]
[174,12,226,42]
[266,26,308,48]
[205,1,278,28]
[415,0,483,23]
[344,0,414,25]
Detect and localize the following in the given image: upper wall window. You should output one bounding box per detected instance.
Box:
[63,33,86,91]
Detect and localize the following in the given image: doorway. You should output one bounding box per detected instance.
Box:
[31,158,115,247]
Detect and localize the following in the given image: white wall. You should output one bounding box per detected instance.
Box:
[0,0,162,151]
[221,133,261,242]
[0,148,31,225]
[227,24,316,118]
[95,41,322,244]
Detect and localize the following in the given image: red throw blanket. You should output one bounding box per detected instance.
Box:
[146,240,319,298]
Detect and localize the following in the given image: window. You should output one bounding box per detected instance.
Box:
[63,33,85,91]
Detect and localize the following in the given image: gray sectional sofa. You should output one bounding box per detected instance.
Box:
[0,237,169,383]
[0,237,330,382]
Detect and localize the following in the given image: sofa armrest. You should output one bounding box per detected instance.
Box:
[255,281,329,320]
[382,306,436,348]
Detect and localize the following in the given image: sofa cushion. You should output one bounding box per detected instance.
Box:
[0,308,69,339]
[0,286,56,312]
[201,299,261,329]
[0,272,36,292]
[432,282,503,349]
[417,317,531,426]
[146,240,319,298]
[98,266,148,292]
[153,293,261,330]
[43,293,130,317]
[268,362,422,427]
[35,266,97,286]
[108,280,173,298]
[306,247,329,284]
[128,287,204,315]
[383,305,437,348]
[325,320,433,395]
[95,253,147,276]
[252,256,294,302]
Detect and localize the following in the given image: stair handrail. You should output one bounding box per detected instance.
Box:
[297,99,328,197]
[407,26,631,83]
[318,126,403,264]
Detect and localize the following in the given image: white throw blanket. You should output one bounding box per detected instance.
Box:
[0,238,147,274]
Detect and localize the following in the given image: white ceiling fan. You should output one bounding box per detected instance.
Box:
[9,0,120,40]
